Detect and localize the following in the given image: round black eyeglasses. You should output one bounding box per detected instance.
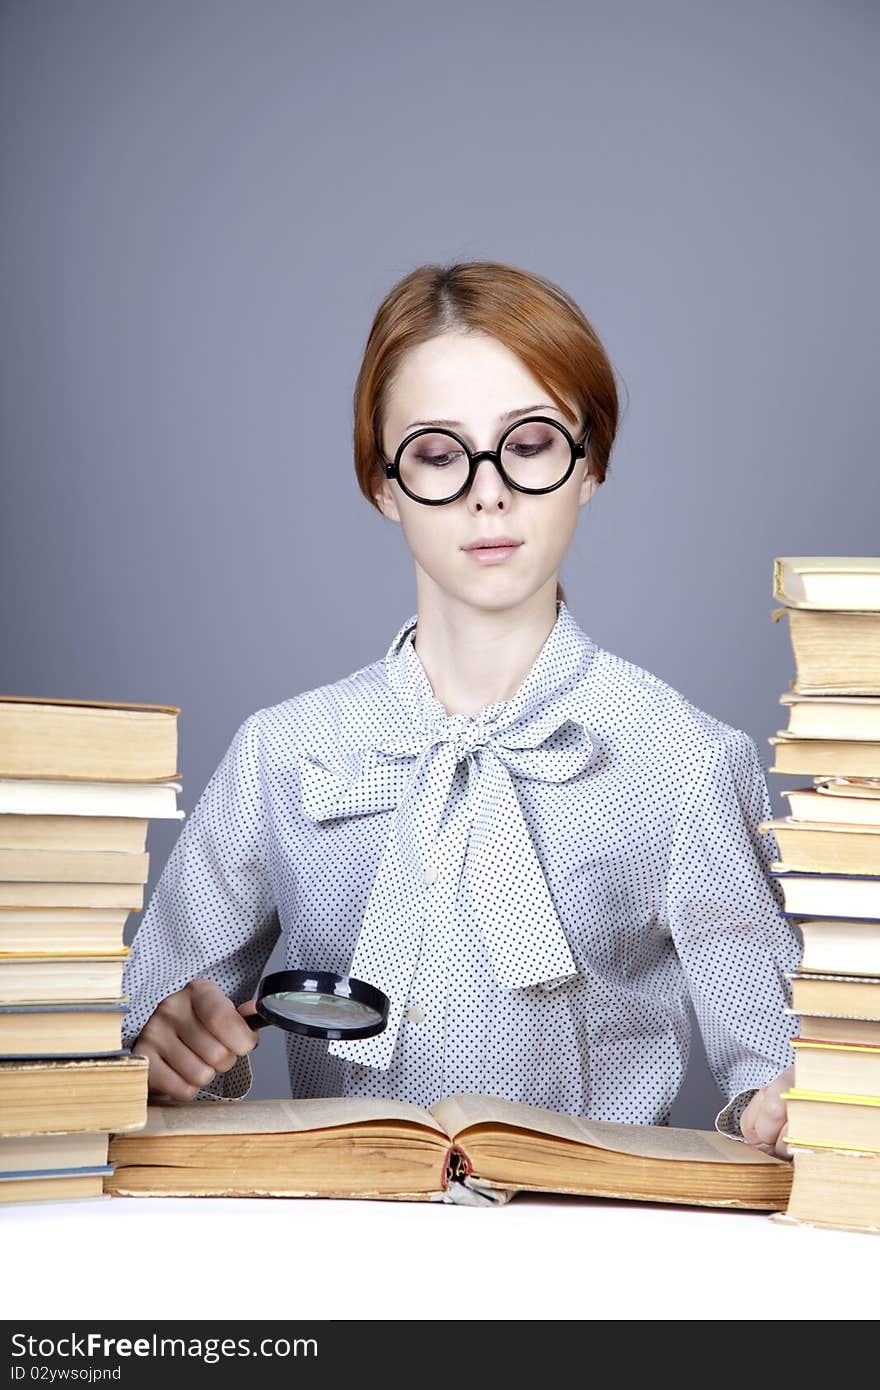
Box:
[383,415,592,506]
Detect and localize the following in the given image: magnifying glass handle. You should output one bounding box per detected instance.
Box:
[245,1012,270,1030]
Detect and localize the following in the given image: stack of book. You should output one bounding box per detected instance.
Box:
[0,695,182,1203]
[762,557,880,1235]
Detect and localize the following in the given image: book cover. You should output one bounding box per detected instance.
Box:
[0,1000,128,1059]
[773,558,880,612]
[0,779,184,818]
[0,696,180,782]
[0,1053,149,1136]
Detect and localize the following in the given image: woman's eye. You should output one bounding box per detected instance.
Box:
[507,441,550,458]
[415,451,457,467]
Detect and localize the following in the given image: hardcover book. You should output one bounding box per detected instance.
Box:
[0,1054,148,1136]
[105,1092,792,1210]
[788,916,880,977]
[0,1001,128,1057]
[773,1145,880,1234]
[0,1131,112,1205]
[0,950,130,1004]
[772,557,880,612]
[0,696,180,782]
[769,608,880,695]
[761,817,880,876]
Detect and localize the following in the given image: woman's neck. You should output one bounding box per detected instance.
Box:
[411,587,560,718]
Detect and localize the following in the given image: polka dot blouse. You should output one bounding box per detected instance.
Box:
[122,600,800,1140]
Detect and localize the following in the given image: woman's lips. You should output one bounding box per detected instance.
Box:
[464,543,522,565]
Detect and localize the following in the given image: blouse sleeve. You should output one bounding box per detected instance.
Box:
[666,727,800,1141]
[121,711,281,1101]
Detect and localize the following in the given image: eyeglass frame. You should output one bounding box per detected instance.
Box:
[382,414,592,507]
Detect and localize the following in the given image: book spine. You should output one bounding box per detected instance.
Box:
[443,1144,472,1189]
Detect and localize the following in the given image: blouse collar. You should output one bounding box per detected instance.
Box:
[384,598,598,738]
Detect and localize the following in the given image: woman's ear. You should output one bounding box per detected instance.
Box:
[579,470,600,507]
[374,475,402,524]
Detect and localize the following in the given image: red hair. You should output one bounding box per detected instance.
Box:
[353,261,620,605]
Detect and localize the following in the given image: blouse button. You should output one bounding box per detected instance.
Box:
[406,1004,426,1024]
[423,862,439,885]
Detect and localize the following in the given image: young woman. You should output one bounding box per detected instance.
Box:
[124,261,798,1158]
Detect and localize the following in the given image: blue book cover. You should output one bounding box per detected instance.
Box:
[770,869,880,881]
[0,1165,114,1181]
[783,910,880,925]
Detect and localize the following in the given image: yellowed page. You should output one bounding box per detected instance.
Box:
[817,779,880,800]
[431,1092,784,1165]
[138,1095,447,1138]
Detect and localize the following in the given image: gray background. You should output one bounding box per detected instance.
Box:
[2,0,877,1124]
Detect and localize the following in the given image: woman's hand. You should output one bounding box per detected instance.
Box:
[131,978,259,1101]
[739,1065,794,1160]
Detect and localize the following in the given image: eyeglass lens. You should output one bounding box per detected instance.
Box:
[398,419,573,502]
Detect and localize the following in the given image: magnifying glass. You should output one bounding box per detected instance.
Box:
[245,969,390,1040]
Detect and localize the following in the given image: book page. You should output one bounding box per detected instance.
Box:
[137,1095,448,1138]
[431,1093,785,1165]
[817,779,880,799]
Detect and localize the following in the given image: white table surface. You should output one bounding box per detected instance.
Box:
[1,1191,876,1320]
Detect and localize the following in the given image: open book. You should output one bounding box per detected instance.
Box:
[106,1092,792,1210]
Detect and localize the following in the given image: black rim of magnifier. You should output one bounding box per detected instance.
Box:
[246,969,390,1040]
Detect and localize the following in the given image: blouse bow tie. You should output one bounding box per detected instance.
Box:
[298,691,596,1071]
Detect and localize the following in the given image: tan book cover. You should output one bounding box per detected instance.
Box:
[0,847,149,885]
[1,1130,109,1170]
[792,1037,880,1097]
[782,1087,880,1156]
[0,950,130,1004]
[0,1001,126,1056]
[106,1092,792,1210]
[792,1009,880,1046]
[770,608,880,694]
[0,909,127,954]
[0,696,180,782]
[0,882,144,909]
[769,735,880,779]
[789,971,880,1021]
[760,817,880,875]
[0,815,148,854]
[0,1130,112,1204]
[0,1123,113,1200]
[0,1173,109,1204]
[0,1054,148,1136]
[774,1145,880,1235]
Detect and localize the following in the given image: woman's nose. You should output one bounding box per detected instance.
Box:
[467,455,511,506]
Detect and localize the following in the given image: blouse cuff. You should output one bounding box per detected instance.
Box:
[193,1053,254,1103]
[714,1087,759,1143]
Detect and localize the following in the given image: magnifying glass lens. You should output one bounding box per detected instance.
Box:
[247,969,389,1040]
[263,990,382,1032]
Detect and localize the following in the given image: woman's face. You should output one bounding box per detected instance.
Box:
[376,330,598,611]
